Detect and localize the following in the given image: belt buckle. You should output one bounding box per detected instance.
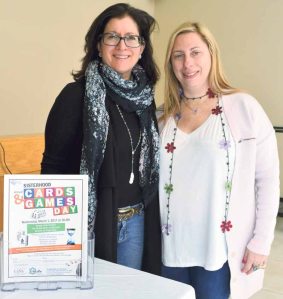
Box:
[126,208,134,218]
[118,204,144,222]
[119,207,134,214]
[118,208,134,221]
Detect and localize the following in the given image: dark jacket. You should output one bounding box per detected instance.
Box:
[41,79,161,275]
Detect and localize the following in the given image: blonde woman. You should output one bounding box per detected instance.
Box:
[159,22,279,298]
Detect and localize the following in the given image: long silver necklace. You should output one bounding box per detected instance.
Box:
[182,98,207,114]
[116,104,141,184]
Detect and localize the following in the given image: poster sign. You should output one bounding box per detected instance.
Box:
[1,175,88,283]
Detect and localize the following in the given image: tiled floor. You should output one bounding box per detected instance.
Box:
[251,216,283,298]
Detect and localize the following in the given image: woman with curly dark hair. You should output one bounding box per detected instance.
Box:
[41,3,161,274]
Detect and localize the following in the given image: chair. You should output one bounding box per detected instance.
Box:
[0,134,44,231]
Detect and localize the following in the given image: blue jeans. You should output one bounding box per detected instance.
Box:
[162,261,230,299]
[117,204,144,270]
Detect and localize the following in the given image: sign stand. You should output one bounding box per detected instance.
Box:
[0,175,94,291]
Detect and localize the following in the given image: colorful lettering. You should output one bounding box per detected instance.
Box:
[22,186,78,216]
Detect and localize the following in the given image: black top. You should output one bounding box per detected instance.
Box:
[104,96,142,208]
[41,79,161,275]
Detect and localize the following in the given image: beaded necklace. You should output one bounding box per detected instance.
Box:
[182,87,216,101]
[162,90,233,236]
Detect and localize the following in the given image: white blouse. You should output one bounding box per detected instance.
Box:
[159,102,235,270]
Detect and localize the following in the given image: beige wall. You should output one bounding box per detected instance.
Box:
[0,0,154,136]
[1,0,282,132]
[0,0,282,193]
[154,0,282,124]
[153,0,282,196]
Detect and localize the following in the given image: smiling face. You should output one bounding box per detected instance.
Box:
[171,32,211,96]
[98,15,144,80]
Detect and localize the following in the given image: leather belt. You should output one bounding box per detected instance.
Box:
[118,203,144,222]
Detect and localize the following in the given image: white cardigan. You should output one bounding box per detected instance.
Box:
[222,93,279,298]
[159,92,280,299]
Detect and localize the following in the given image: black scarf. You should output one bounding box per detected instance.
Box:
[80,61,159,232]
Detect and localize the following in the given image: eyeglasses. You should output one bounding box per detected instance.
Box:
[100,33,144,48]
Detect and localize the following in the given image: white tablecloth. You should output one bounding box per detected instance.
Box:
[0,258,195,299]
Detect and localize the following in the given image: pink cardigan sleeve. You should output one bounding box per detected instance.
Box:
[247,97,280,254]
[223,93,280,255]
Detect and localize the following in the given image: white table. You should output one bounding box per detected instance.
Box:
[0,258,195,299]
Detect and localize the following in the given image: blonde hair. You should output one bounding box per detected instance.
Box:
[163,22,239,120]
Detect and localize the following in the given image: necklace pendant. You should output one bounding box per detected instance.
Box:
[129,172,134,184]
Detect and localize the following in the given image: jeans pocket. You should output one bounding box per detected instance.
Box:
[117,220,127,243]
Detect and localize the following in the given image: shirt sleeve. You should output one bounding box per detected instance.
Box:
[41,81,84,174]
[247,98,280,255]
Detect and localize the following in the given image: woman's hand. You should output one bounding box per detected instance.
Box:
[241,248,268,275]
